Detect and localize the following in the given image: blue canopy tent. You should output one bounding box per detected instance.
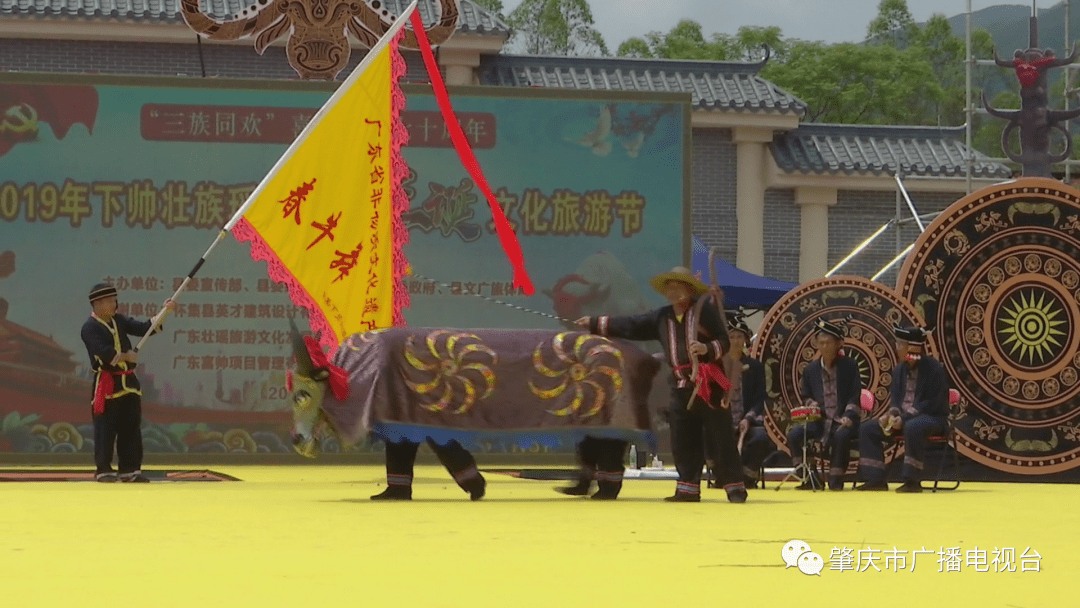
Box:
[691,235,796,311]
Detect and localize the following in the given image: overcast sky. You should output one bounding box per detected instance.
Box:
[498,1,1043,48]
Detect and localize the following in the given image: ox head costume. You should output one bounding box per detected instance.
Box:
[288,319,348,457]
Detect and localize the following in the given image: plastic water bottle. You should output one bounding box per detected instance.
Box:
[628,444,638,469]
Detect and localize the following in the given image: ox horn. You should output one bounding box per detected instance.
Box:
[179,0,285,41]
[289,317,316,376]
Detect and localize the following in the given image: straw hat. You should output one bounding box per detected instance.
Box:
[649,266,708,296]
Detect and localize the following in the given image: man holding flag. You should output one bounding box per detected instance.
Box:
[82,283,175,482]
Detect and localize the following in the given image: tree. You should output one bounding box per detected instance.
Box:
[616,21,781,63]
[763,42,943,124]
[471,0,505,19]
[973,90,1019,160]
[505,0,608,56]
[914,14,998,126]
[730,26,787,62]
[617,20,730,60]
[611,7,1023,141]
[867,0,918,48]
[616,37,654,59]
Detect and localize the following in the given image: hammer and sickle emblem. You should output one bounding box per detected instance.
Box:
[1,103,39,135]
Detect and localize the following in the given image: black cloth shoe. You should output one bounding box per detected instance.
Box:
[464,476,486,501]
[663,493,701,503]
[726,487,748,503]
[855,482,889,491]
[95,472,118,483]
[121,474,150,483]
[590,490,619,500]
[555,480,592,496]
[895,481,923,494]
[370,486,412,500]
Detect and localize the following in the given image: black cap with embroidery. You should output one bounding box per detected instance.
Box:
[815,317,847,340]
[88,282,118,303]
[727,311,752,337]
[894,325,930,344]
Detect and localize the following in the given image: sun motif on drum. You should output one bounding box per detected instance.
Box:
[896,178,1080,475]
[997,290,1067,366]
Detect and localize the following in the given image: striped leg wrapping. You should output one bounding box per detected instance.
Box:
[676,481,700,495]
[387,474,412,487]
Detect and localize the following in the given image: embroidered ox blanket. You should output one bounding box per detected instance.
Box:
[321,328,662,448]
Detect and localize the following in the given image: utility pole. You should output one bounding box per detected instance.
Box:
[966,0,973,194]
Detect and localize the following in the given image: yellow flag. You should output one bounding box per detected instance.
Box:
[231,10,414,352]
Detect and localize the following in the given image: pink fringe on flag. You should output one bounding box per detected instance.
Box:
[389,28,411,327]
[232,217,338,354]
[232,28,412,354]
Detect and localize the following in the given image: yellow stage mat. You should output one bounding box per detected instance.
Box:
[0,465,1066,607]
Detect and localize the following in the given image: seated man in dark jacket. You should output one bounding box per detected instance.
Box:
[856,325,949,493]
[788,317,863,491]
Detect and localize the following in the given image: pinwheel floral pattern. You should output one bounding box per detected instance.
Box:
[404,330,497,414]
[530,333,624,418]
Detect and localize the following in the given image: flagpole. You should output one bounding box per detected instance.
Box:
[134,0,420,352]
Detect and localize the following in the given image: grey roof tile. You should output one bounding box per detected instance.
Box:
[770,123,1012,179]
[478,54,807,115]
[0,0,509,33]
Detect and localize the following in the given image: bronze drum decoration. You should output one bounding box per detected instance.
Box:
[897,177,1080,475]
[180,0,461,81]
[752,276,934,472]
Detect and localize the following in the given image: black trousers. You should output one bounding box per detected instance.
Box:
[384,438,481,490]
[92,392,143,475]
[787,418,859,478]
[737,426,773,481]
[573,436,629,495]
[858,414,947,484]
[673,387,741,489]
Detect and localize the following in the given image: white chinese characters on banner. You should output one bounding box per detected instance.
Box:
[785,541,1042,575]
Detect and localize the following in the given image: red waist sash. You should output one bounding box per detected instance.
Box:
[93,370,134,415]
[674,362,731,405]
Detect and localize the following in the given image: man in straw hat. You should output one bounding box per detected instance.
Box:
[80,282,175,482]
[576,266,747,503]
[788,316,863,491]
[710,311,773,489]
[856,325,949,493]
